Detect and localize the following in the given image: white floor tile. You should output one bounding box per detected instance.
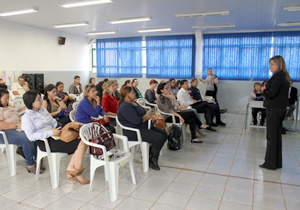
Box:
[157,191,191,208]
[115,197,153,210]
[219,201,252,210]
[186,195,220,210]
[194,185,224,200]
[222,189,252,205]
[22,191,60,209]
[167,181,197,195]
[44,197,85,210]
[253,194,286,210]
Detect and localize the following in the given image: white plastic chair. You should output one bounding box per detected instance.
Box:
[137,98,157,112]
[80,123,136,201]
[35,138,68,188]
[0,131,17,176]
[69,109,77,122]
[116,116,149,173]
[68,94,77,101]
[72,101,80,110]
[76,96,84,102]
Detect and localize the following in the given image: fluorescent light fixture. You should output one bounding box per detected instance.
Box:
[176,10,229,18]
[87,30,117,35]
[109,16,151,24]
[277,21,300,27]
[283,5,300,11]
[0,8,38,17]
[53,21,89,28]
[192,24,235,29]
[60,0,112,8]
[136,27,172,33]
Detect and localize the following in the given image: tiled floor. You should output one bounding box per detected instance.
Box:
[1,113,300,210]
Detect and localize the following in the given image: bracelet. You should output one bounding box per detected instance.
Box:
[15,124,18,129]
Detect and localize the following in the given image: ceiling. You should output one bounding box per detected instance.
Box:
[0,0,300,38]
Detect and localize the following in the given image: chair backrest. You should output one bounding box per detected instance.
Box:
[137,98,147,106]
[69,109,77,122]
[72,101,80,110]
[76,96,84,102]
[68,94,77,100]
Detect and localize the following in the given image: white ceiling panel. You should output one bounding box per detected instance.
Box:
[0,0,300,38]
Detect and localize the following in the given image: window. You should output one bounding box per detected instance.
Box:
[146,35,195,78]
[272,31,300,81]
[203,32,273,80]
[96,37,143,78]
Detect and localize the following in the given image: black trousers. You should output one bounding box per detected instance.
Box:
[206,103,221,122]
[206,90,217,102]
[252,108,266,125]
[166,110,202,139]
[192,101,213,124]
[36,138,80,154]
[125,127,167,151]
[264,108,286,168]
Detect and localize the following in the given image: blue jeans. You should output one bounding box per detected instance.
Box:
[0,130,36,166]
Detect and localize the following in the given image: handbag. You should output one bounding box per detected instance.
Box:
[89,122,116,155]
[154,114,167,130]
[92,118,110,126]
[60,121,82,143]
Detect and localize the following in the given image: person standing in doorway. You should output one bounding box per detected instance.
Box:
[259,55,290,170]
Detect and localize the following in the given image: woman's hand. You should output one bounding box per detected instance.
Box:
[142,113,151,122]
[52,127,62,136]
[179,116,185,124]
[103,115,109,122]
[54,96,61,101]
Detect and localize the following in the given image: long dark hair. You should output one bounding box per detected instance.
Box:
[122,80,131,88]
[0,88,9,107]
[156,82,168,104]
[117,86,132,108]
[44,84,59,112]
[269,55,291,83]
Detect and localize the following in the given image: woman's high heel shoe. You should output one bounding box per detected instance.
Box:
[71,176,90,185]
[65,168,85,179]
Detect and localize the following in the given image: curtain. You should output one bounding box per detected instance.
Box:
[96,37,143,78]
[203,32,273,80]
[272,31,300,81]
[146,35,195,78]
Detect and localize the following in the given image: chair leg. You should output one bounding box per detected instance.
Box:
[104,164,109,182]
[89,157,98,192]
[129,155,136,184]
[48,154,61,189]
[7,145,17,176]
[108,163,119,202]
[141,142,149,172]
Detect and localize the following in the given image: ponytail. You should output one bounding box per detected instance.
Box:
[117,86,132,108]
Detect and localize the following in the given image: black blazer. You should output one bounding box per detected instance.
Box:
[263,71,290,108]
[289,87,298,105]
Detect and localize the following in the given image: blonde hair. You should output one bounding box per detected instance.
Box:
[83,84,96,108]
[103,80,115,96]
[269,55,291,83]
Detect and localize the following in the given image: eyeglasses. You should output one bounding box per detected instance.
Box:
[34,98,42,102]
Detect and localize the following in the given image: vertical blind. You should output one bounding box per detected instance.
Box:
[146,35,195,78]
[96,37,143,78]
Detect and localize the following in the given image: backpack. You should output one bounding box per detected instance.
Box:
[168,124,183,150]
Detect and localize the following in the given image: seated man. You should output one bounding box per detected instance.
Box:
[189,78,226,126]
[69,75,82,96]
[11,76,30,96]
[286,79,298,120]
[177,80,216,131]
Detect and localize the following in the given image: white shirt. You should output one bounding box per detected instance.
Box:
[11,82,27,95]
[21,108,57,141]
[177,88,193,107]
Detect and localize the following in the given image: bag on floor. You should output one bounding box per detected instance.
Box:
[168,124,183,150]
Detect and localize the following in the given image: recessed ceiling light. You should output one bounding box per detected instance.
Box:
[87,30,118,35]
[60,0,112,8]
[109,16,151,24]
[176,10,229,18]
[277,21,300,27]
[192,24,235,29]
[136,27,172,33]
[0,8,38,17]
[53,21,89,28]
[283,5,300,11]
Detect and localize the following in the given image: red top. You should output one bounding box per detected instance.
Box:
[101,94,118,114]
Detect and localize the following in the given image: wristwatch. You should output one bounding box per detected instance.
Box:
[15,124,18,129]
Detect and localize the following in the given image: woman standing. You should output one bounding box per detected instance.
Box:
[260,55,290,170]
[200,68,218,101]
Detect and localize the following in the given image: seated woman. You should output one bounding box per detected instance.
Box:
[56,82,74,110]
[21,90,89,184]
[102,80,117,126]
[121,80,132,88]
[96,81,106,104]
[76,84,115,133]
[156,82,208,143]
[89,77,95,85]
[117,86,167,170]
[145,79,158,104]
[112,80,121,101]
[0,88,37,173]
[250,82,266,126]
[43,84,71,127]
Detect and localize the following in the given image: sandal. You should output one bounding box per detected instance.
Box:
[191,139,203,143]
[26,165,44,174]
